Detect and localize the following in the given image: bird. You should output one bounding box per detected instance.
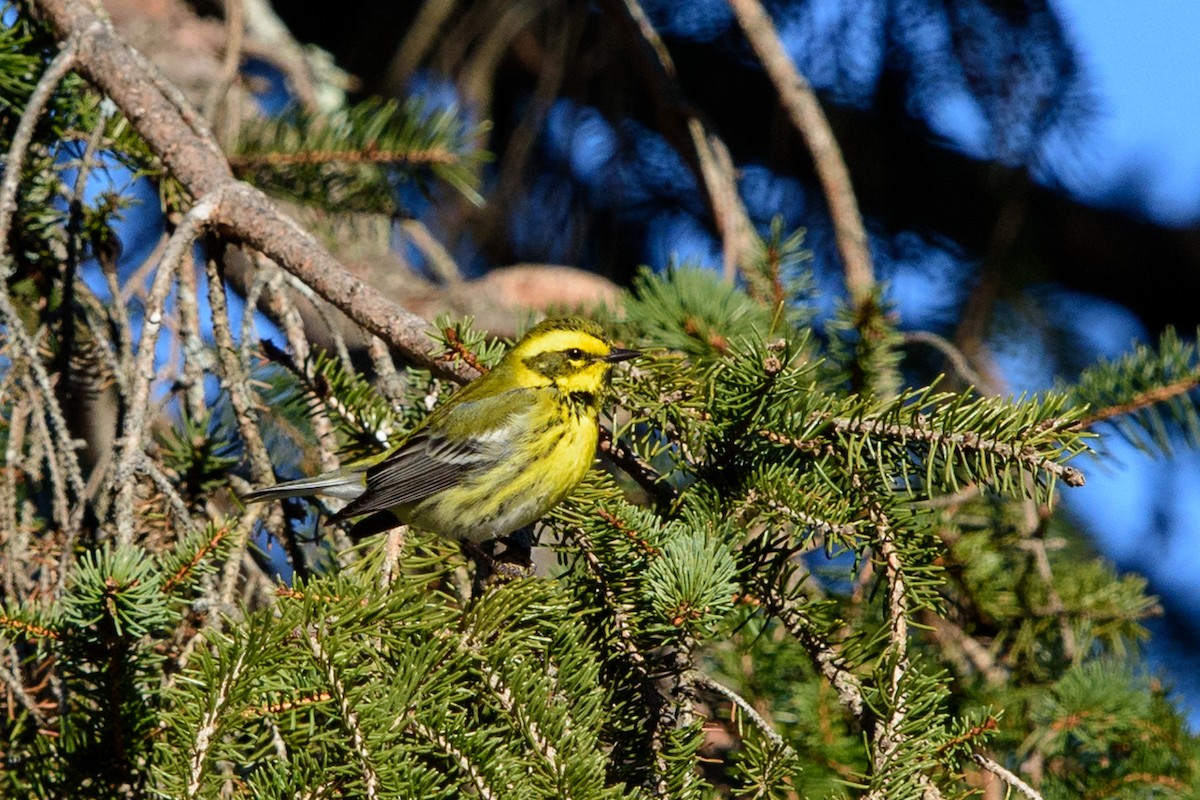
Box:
[242,317,640,545]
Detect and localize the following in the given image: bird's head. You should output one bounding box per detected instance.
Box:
[508,317,640,396]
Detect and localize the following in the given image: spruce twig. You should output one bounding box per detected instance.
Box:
[305,625,380,800]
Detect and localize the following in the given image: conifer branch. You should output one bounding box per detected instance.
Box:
[409,718,499,800]
[161,524,230,595]
[305,625,380,800]
[1077,371,1200,429]
[459,632,570,792]
[830,414,1086,487]
[859,477,916,797]
[187,644,248,799]
[0,612,61,641]
[229,145,462,168]
[762,408,1088,490]
[567,526,670,795]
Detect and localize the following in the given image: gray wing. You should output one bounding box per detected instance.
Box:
[329,391,527,521]
[329,434,493,521]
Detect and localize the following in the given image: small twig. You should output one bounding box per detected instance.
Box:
[278,268,354,367]
[596,507,658,556]
[903,330,994,395]
[139,457,203,537]
[1024,511,1076,663]
[0,34,88,520]
[753,589,865,720]
[203,0,246,141]
[922,612,1007,687]
[688,670,793,754]
[384,0,457,90]
[399,218,462,284]
[972,753,1044,800]
[23,379,71,534]
[1,400,31,601]
[605,0,756,281]
[1077,371,1200,429]
[0,659,46,725]
[377,527,407,590]
[597,428,677,507]
[173,232,209,422]
[725,0,875,306]
[207,243,311,579]
[112,192,223,545]
[745,490,857,540]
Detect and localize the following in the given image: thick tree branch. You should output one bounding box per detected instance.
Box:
[32,0,473,382]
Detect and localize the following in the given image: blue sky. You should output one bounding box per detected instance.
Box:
[1023,1,1200,724]
[1054,0,1200,223]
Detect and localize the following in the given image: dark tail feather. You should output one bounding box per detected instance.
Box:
[347,511,402,541]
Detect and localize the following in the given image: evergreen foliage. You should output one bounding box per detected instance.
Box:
[231,97,489,213]
[3,9,1200,799]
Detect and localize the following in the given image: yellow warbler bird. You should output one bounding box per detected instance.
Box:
[243,317,639,543]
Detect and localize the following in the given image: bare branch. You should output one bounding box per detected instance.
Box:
[604,0,756,281]
[687,670,793,754]
[0,34,88,515]
[972,753,1044,800]
[903,330,995,396]
[112,192,223,545]
[0,33,80,245]
[725,0,874,305]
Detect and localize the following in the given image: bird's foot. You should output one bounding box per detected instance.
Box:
[461,539,534,591]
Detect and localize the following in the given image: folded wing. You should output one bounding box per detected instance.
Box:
[329,388,528,521]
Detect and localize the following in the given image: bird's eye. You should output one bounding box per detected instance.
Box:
[566,348,584,360]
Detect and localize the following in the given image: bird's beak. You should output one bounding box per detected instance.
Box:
[601,348,641,363]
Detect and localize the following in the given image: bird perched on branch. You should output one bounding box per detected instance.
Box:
[243,317,640,547]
